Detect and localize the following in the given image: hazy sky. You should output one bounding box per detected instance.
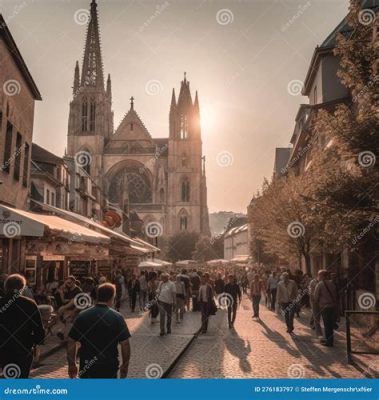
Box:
[1,0,349,213]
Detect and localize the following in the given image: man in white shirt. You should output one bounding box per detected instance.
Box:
[277,273,298,334]
[266,271,279,311]
[157,273,176,336]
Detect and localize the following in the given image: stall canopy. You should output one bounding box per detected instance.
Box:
[230,255,250,263]
[0,205,110,244]
[138,260,162,268]
[176,260,197,267]
[206,259,229,266]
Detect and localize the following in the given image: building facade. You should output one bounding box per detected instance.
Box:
[0,14,42,274]
[66,0,210,241]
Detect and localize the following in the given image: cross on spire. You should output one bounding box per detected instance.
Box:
[130,96,134,110]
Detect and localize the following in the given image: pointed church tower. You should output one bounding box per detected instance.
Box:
[67,0,114,184]
[167,73,210,236]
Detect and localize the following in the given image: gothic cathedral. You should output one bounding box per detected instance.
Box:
[67,0,210,238]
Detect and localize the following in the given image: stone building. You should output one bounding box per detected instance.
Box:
[0,14,41,274]
[66,0,210,241]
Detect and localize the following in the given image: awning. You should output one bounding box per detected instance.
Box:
[230,255,250,263]
[138,261,162,268]
[176,260,197,267]
[154,258,172,267]
[206,259,229,266]
[32,201,148,248]
[130,244,151,254]
[0,205,110,244]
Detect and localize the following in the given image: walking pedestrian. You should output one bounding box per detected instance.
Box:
[67,283,131,378]
[224,274,241,328]
[214,273,225,295]
[139,271,148,311]
[277,272,298,334]
[309,275,322,337]
[157,273,176,336]
[113,271,124,312]
[267,271,279,311]
[314,270,337,347]
[250,274,264,319]
[190,270,201,311]
[0,274,45,378]
[175,275,186,323]
[198,273,215,334]
[127,275,140,313]
[147,272,159,323]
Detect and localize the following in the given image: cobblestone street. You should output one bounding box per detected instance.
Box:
[28,296,375,379]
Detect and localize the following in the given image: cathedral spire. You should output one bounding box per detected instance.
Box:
[194,90,199,113]
[73,61,80,95]
[178,72,192,109]
[170,88,177,110]
[81,0,104,89]
[106,73,112,100]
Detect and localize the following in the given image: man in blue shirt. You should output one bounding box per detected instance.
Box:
[67,283,131,378]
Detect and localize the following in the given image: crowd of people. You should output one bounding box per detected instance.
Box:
[0,265,341,379]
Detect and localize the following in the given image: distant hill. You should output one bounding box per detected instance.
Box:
[209,211,247,236]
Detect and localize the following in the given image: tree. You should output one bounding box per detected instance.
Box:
[193,236,217,262]
[167,231,199,262]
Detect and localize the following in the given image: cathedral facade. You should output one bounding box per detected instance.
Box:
[67,0,210,238]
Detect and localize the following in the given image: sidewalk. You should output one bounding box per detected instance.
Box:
[31,303,202,378]
[169,296,376,378]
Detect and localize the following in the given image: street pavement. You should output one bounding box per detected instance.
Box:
[29,296,375,379]
[169,297,371,378]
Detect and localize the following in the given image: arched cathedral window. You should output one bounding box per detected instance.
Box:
[180,115,188,140]
[178,209,189,231]
[181,178,190,202]
[90,99,96,132]
[81,98,88,132]
[182,153,188,168]
[159,188,165,203]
